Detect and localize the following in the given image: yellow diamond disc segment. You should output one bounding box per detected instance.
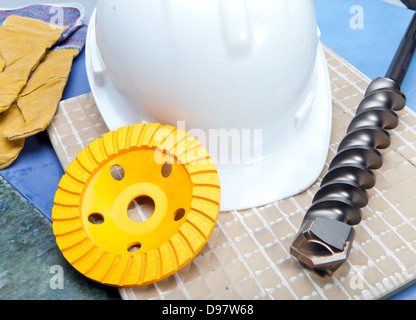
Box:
[52,123,221,287]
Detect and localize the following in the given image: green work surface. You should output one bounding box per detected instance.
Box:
[0,176,120,300]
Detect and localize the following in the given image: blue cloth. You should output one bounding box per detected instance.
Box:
[314,0,416,110]
[0,134,64,218]
[0,4,85,50]
[56,24,88,52]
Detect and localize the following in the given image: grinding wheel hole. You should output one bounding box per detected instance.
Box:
[174,208,186,221]
[88,213,104,225]
[161,162,172,178]
[127,242,141,253]
[128,196,155,222]
[111,165,125,181]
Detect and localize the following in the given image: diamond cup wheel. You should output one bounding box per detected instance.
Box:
[52,123,221,287]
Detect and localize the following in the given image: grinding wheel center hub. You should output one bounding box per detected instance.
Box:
[81,148,194,255]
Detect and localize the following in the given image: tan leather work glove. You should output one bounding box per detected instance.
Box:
[0,15,66,113]
[0,26,87,169]
[0,5,86,170]
[0,105,24,169]
[3,47,80,140]
[2,24,87,141]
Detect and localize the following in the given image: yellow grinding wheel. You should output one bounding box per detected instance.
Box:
[52,123,221,287]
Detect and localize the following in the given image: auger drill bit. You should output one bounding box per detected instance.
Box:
[290,13,416,275]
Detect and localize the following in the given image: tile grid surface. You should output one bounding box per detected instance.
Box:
[47,45,416,300]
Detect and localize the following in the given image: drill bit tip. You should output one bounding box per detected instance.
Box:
[290,217,355,275]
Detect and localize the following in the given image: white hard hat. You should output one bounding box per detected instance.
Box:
[86,0,332,211]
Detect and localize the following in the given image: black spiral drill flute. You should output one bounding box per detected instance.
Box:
[290,13,416,275]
